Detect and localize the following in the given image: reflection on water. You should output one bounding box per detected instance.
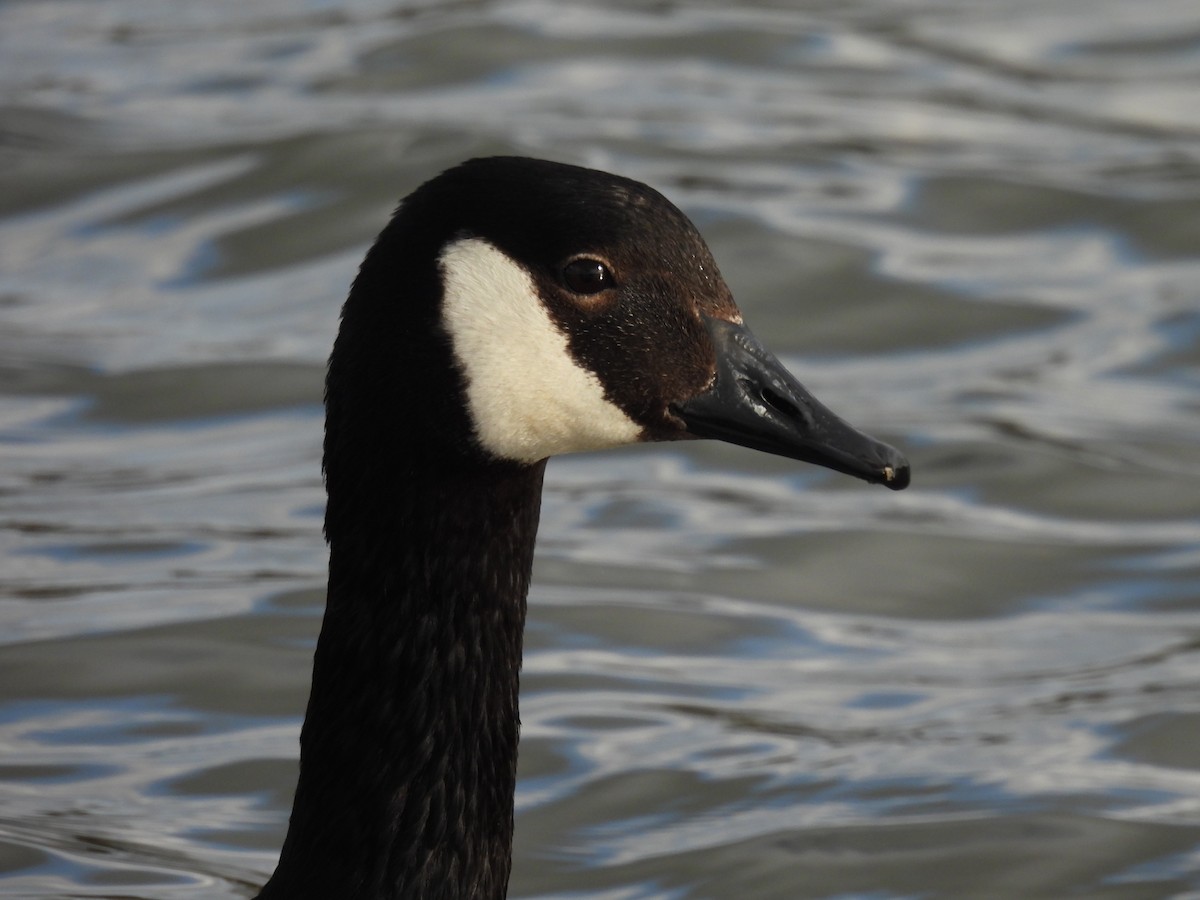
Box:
[2,0,1199,897]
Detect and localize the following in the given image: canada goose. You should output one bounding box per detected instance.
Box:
[255,156,909,899]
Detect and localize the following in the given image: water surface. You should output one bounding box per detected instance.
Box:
[2,1,1199,897]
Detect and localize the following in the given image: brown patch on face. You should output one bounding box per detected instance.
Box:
[532,227,742,442]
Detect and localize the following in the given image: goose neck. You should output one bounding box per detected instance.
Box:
[260,461,547,900]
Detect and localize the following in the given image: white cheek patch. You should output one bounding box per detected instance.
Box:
[439,237,643,464]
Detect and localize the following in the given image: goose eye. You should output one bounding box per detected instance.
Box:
[561,258,612,295]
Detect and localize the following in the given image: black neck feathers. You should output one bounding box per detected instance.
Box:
[258,459,546,900]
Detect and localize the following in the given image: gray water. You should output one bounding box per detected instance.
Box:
[2,1,1199,897]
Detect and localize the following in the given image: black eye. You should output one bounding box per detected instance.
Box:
[561,258,612,295]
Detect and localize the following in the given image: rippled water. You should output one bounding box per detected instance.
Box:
[2,1,1199,897]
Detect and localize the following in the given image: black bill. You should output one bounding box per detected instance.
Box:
[673,316,910,490]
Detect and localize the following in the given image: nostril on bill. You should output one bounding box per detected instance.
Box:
[760,385,800,420]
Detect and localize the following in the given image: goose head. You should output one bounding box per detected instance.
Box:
[325,156,908,513]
